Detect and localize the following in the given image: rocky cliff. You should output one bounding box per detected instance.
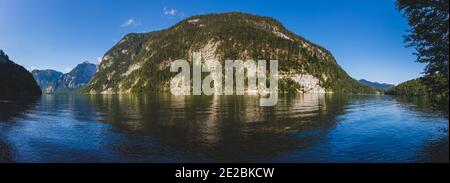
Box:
[32,61,97,93]
[84,12,375,94]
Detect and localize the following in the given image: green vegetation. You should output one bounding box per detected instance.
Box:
[396,0,449,101]
[386,78,428,96]
[83,12,375,94]
[279,78,301,93]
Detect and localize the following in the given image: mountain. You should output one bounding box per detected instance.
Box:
[53,61,97,93]
[32,69,63,93]
[358,79,394,90]
[0,50,42,97]
[32,61,97,93]
[84,12,375,94]
[386,78,428,96]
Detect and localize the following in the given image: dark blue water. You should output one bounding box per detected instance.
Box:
[0,94,448,162]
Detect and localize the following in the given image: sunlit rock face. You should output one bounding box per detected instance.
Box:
[289,74,326,94]
[84,12,374,94]
[54,62,97,93]
[32,62,97,94]
[32,69,63,94]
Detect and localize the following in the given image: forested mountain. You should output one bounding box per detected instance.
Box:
[386,78,428,96]
[84,13,375,94]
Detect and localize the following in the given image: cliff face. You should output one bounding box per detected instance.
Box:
[84,12,374,94]
[32,62,97,94]
[53,62,97,93]
[32,69,63,94]
[0,50,42,98]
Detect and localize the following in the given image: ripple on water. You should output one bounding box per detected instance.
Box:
[0,94,447,162]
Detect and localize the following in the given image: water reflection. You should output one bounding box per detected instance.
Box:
[392,95,449,118]
[0,97,39,162]
[0,94,448,162]
[0,97,39,122]
[84,94,347,162]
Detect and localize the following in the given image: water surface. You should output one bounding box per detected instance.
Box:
[0,94,448,162]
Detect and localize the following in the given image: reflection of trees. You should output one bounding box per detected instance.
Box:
[0,97,39,162]
[88,93,352,162]
[390,95,449,163]
[391,95,449,118]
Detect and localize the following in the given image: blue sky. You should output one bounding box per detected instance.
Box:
[0,0,424,84]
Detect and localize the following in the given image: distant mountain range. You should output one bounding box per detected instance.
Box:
[32,61,97,94]
[31,69,63,93]
[358,79,395,90]
[0,50,41,97]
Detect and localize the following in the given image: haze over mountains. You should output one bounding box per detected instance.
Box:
[32,62,97,94]
[84,12,374,94]
[31,69,63,93]
[358,79,395,90]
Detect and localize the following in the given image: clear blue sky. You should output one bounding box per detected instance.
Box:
[0,0,424,84]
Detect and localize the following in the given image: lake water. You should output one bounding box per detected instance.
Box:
[0,94,448,163]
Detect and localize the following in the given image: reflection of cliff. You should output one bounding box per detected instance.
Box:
[66,95,99,122]
[0,98,38,122]
[88,94,351,162]
[0,98,39,162]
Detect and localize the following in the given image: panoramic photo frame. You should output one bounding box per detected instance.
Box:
[0,0,448,181]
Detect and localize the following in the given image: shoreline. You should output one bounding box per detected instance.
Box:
[0,140,13,163]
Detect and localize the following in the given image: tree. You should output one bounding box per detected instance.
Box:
[0,49,10,62]
[386,77,428,96]
[396,0,449,100]
[0,49,8,59]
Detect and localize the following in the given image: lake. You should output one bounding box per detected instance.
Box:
[0,94,448,163]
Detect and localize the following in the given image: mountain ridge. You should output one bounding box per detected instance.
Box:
[84,12,375,94]
[358,79,395,90]
[32,69,63,93]
[0,50,42,97]
[32,62,97,93]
